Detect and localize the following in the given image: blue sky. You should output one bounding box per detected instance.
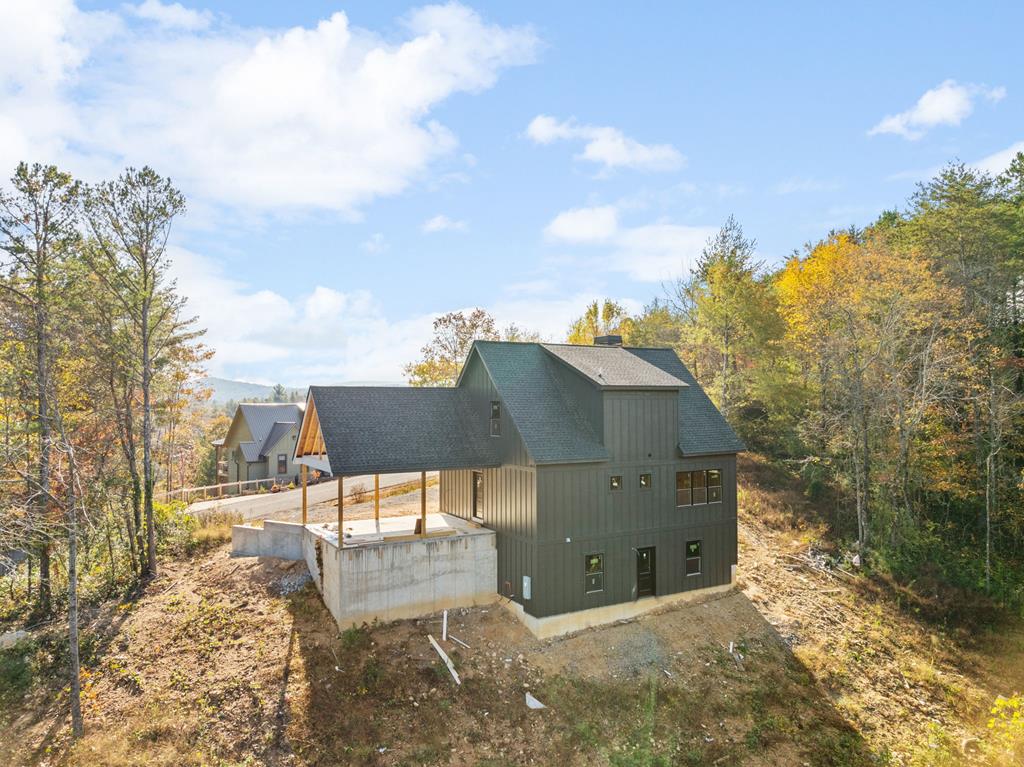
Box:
[4,1,1022,384]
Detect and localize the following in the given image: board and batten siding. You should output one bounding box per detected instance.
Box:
[459,352,532,466]
[530,455,737,618]
[602,390,678,463]
[439,465,536,607]
[440,352,537,608]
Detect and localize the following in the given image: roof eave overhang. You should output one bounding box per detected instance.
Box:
[295,455,333,474]
[602,384,688,391]
[677,445,745,458]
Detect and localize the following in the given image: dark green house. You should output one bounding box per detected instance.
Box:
[296,336,743,635]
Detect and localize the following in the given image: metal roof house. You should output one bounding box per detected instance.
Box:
[292,337,743,636]
[219,402,305,485]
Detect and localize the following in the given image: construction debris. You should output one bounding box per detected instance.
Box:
[449,634,470,649]
[525,692,546,710]
[428,634,461,685]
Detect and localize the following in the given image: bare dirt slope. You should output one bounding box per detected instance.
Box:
[2,455,1022,766]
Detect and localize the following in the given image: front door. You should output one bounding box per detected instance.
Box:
[636,547,656,597]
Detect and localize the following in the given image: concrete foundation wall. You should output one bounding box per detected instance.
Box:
[231,520,304,560]
[320,531,498,629]
[505,580,735,639]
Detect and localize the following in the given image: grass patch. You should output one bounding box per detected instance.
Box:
[0,641,34,715]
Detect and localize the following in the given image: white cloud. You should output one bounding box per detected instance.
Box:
[610,223,715,282]
[869,80,1006,140]
[543,205,714,282]
[0,2,538,213]
[361,232,387,253]
[129,0,212,30]
[422,214,468,233]
[526,115,684,172]
[975,141,1024,176]
[773,177,841,195]
[544,205,618,243]
[170,246,436,382]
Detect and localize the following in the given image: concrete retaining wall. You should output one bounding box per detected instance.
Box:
[319,531,498,629]
[231,520,304,560]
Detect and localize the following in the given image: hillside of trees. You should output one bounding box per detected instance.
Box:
[576,157,1024,614]
[405,158,1024,617]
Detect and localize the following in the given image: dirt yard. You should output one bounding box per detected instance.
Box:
[2,455,1022,766]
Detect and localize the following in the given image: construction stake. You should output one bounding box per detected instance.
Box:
[428,634,460,685]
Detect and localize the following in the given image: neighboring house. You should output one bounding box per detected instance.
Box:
[219,402,305,485]
[293,336,743,632]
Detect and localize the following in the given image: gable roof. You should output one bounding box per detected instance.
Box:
[540,343,688,389]
[626,347,746,456]
[470,342,608,464]
[235,403,303,461]
[308,386,502,474]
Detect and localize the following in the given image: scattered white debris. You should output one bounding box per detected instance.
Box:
[525,692,546,710]
[428,634,461,685]
[0,630,29,650]
[449,634,470,649]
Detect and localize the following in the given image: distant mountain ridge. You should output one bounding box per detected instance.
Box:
[202,377,406,404]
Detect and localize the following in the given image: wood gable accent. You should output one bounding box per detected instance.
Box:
[294,392,328,465]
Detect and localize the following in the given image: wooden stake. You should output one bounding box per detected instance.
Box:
[301,463,308,525]
[420,470,427,538]
[374,473,380,528]
[428,634,461,685]
[342,473,350,532]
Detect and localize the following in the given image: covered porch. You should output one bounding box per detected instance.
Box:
[228,384,503,628]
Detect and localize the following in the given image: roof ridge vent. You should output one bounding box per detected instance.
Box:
[593,334,622,347]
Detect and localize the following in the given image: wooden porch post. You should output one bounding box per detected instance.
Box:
[374,473,380,527]
[301,464,308,525]
[337,475,344,535]
[420,470,427,538]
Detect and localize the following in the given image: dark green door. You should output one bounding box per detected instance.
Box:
[636,547,656,597]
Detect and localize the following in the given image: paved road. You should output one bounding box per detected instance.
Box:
[187,471,436,522]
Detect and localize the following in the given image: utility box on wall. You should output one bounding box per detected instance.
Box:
[522,575,532,600]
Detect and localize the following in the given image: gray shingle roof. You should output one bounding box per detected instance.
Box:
[309,386,502,475]
[237,403,303,460]
[626,347,745,456]
[471,342,608,464]
[541,343,688,389]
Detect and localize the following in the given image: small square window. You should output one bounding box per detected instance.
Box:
[675,471,692,506]
[685,540,702,576]
[490,401,501,419]
[585,553,604,593]
[609,475,622,491]
[639,472,652,489]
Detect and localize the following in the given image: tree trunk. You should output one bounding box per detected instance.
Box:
[35,267,52,615]
[142,298,157,576]
[68,492,83,738]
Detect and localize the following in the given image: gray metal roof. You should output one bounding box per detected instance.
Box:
[238,441,262,462]
[541,343,689,389]
[626,347,746,456]
[260,421,294,457]
[309,386,502,475]
[237,403,303,459]
[472,342,608,464]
